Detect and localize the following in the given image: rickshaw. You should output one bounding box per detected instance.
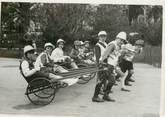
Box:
[19,61,106,105]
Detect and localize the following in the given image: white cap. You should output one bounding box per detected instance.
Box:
[116,31,127,40]
[98,31,107,36]
[24,45,35,54]
[57,39,65,44]
[44,43,55,49]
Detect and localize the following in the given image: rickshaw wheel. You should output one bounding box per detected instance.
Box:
[26,77,56,105]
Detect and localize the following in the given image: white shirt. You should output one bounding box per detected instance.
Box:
[106,40,120,66]
[21,60,36,77]
[34,52,51,70]
[122,43,136,61]
[51,47,65,62]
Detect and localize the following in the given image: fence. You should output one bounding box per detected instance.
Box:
[134,44,162,68]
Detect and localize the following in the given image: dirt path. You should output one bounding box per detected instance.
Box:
[0,58,161,117]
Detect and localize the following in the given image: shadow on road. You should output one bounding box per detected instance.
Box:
[13,103,45,110]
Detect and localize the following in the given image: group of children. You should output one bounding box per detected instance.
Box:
[70,40,95,65]
[20,30,144,103]
[92,31,144,102]
[20,38,95,86]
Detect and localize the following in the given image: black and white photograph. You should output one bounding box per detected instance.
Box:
[0,1,164,117]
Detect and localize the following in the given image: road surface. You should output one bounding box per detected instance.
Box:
[0,58,161,117]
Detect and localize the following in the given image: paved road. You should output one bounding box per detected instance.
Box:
[0,58,161,117]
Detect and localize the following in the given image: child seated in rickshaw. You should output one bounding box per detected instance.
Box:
[20,45,62,83]
[70,40,95,65]
[21,44,78,86]
[35,43,68,74]
[83,41,95,64]
[69,40,82,63]
[51,39,78,69]
[36,42,79,86]
[78,41,95,65]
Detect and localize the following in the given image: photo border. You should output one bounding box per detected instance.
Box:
[0,0,164,117]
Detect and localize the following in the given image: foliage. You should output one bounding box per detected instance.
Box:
[130,6,162,46]
[1,2,34,47]
[28,3,96,45]
[93,5,130,43]
[1,3,163,48]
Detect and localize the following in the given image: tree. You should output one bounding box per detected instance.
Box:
[28,3,95,46]
[93,5,130,43]
[1,2,34,48]
[1,3,162,48]
[130,5,162,46]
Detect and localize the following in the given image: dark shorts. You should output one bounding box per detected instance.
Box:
[119,59,133,73]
